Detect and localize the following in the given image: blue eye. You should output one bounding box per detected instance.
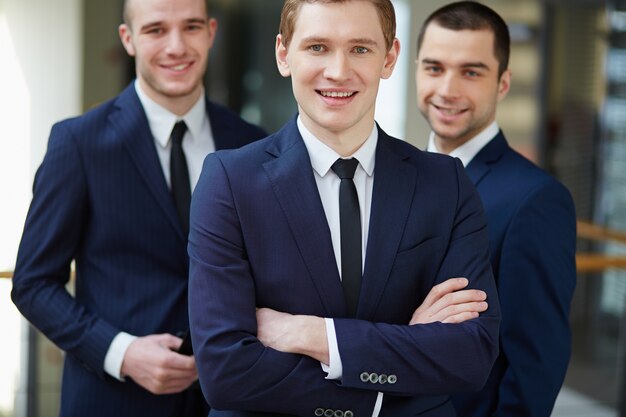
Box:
[355,47,369,54]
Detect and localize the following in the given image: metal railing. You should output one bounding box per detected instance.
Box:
[576,220,626,272]
[0,220,625,279]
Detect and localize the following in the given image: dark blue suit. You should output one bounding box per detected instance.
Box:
[451,132,576,417]
[188,119,501,417]
[11,83,266,417]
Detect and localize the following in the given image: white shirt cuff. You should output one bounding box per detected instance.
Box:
[103,332,137,380]
[321,318,342,380]
[319,319,383,416]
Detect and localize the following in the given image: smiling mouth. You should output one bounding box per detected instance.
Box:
[165,63,192,72]
[318,90,356,98]
[433,104,467,116]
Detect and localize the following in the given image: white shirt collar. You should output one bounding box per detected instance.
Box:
[134,80,206,148]
[297,116,377,178]
[427,121,499,167]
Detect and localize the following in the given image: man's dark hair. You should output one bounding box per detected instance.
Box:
[416,1,510,78]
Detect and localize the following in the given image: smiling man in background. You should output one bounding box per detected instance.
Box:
[11,0,265,415]
[415,2,576,416]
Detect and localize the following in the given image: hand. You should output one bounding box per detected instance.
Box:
[410,278,488,325]
[121,334,198,394]
[256,308,329,364]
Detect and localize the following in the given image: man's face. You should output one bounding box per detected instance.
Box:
[276,1,399,143]
[119,0,216,112]
[416,23,510,153]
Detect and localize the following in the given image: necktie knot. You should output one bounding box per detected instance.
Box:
[171,120,187,146]
[331,158,359,180]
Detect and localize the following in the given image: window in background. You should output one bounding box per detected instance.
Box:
[0,12,30,417]
[0,282,21,417]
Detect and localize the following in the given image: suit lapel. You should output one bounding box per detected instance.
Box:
[262,121,348,317]
[110,85,185,241]
[466,131,507,186]
[206,99,231,151]
[359,129,417,320]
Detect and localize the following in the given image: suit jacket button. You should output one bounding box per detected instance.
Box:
[378,374,388,384]
[368,372,379,383]
[334,411,344,417]
[324,410,335,417]
[360,372,370,382]
[344,411,354,417]
[315,408,325,416]
[388,374,397,384]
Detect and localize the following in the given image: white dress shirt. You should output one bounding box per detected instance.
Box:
[298,117,384,416]
[103,80,215,380]
[427,121,499,167]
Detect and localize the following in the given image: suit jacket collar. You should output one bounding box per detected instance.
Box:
[263,118,417,319]
[360,126,417,320]
[110,84,185,241]
[465,130,508,186]
[207,100,238,151]
[263,119,347,317]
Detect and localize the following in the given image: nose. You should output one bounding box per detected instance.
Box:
[437,73,460,99]
[323,51,351,81]
[164,29,187,56]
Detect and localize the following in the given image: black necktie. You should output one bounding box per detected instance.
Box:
[331,158,362,317]
[170,120,191,235]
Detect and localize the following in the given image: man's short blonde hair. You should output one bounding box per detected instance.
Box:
[279,0,396,51]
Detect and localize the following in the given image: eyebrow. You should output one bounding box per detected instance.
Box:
[420,58,491,71]
[139,17,207,31]
[299,36,379,47]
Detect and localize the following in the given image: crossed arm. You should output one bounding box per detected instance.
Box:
[256,277,489,364]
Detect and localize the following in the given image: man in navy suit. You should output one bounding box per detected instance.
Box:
[10,0,265,415]
[415,2,577,416]
[188,1,500,416]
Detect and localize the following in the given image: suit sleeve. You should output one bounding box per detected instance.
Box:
[334,159,501,396]
[493,181,576,416]
[11,122,119,377]
[188,153,379,415]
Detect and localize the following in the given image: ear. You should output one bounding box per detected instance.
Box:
[497,69,511,102]
[206,18,218,50]
[119,24,136,57]
[275,34,291,78]
[381,38,400,80]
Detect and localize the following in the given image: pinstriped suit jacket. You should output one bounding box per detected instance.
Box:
[11,82,266,417]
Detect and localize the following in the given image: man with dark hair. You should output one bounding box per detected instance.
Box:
[415,2,576,416]
[188,1,500,416]
[11,0,265,415]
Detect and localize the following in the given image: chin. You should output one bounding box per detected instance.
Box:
[162,84,200,98]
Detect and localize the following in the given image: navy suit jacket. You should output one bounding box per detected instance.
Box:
[451,132,576,417]
[11,83,266,417]
[188,118,501,417]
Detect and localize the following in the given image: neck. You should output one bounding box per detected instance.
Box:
[301,119,374,157]
[434,134,473,155]
[138,79,203,116]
